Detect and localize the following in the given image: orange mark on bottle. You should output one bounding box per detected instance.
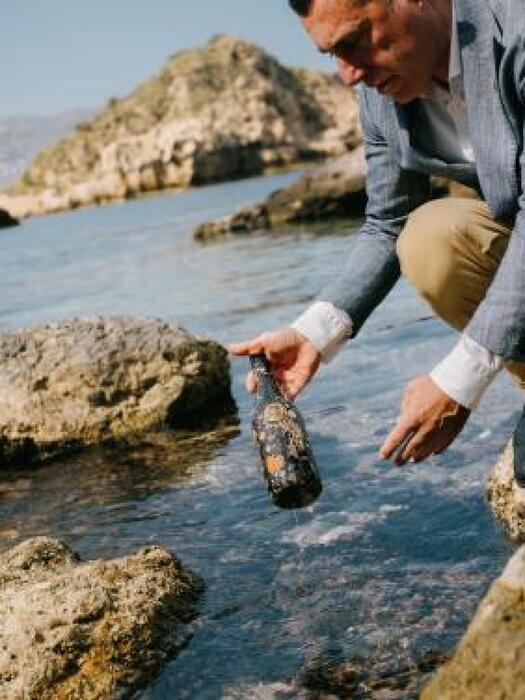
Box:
[266,455,285,474]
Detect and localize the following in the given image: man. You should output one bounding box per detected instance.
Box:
[230,0,525,479]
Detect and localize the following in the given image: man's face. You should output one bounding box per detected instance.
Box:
[301,0,450,104]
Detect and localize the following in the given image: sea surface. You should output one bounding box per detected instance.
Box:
[0,173,521,698]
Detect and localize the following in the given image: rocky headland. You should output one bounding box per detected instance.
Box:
[0,316,235,465]
[0,35,361,220]
[0,537,202,699]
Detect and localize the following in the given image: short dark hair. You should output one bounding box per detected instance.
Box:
[288,0,313,16]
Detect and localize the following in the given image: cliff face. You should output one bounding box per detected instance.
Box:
[0,35,360,219]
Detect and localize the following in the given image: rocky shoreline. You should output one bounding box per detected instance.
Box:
[0,316,524,696]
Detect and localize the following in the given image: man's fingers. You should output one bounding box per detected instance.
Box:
[228,337,266,356]
[396,429,427,466]
[380,420,417,460]
[274,369,308,400]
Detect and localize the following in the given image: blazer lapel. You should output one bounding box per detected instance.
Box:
[455,0,517,217]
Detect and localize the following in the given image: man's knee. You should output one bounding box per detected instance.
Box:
[396,199,471,304]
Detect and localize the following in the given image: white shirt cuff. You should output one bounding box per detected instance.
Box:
[430,334,504,409]
[291,301,353,363]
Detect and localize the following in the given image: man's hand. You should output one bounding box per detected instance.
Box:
[228,328,321,400]
[380,375,471,465]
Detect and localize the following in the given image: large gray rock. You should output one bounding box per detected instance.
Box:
[194,146,367,241]
[0,316,235,465]
[421,544,525,699]
[0,537,202,699]
[486,438,525,542]
[0,35,361,219]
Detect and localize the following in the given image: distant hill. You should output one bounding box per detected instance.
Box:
[0,35,361,219]
[0,109,97,187]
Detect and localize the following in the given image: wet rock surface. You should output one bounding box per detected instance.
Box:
[0,35,361,219]
[486,438,525,542]
[422,544,525,699]
[194,146,366,241]
[293,650,448,699]
[0,316,235,466]
[0,537,203,699]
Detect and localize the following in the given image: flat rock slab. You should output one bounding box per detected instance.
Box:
[422,544,525,698]
[194,146,367,241]
[0,537,203,699]
[486,438,525,542]
[0,316,235,465]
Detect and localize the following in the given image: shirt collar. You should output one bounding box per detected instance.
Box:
[430,3,463,102]
[449,1,461,81]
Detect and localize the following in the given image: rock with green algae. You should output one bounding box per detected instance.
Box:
[0,537,203,699]
[0,35,361,219]
[421,543,525,699]
[0,316,235,466]
[486,438,525,542]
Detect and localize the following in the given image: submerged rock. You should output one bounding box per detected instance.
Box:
[0,208,18,228]
[421,544,525,698]
[194,146,366,241]
[295,650,448,699]
[486,439,525,542]
[0,537,202,699]
[0,316,235,465]
[0,35,361,219]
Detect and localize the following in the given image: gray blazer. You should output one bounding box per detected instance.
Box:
[319,0,525,361]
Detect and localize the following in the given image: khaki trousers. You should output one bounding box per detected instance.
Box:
[396,197,525,387]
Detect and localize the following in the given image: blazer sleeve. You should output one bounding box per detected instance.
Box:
[317,87,432,336]
[465,36,525,361]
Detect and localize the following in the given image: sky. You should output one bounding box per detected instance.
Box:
[1,0,334,119]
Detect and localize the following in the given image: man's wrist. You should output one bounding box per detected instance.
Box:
[430,334,503,409]
[291,301,353,363]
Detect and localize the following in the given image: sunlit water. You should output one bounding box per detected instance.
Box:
[0,172,521,698]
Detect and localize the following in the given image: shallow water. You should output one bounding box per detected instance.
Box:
[0,173,521,698]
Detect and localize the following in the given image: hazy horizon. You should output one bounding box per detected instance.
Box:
[1,1,333,120]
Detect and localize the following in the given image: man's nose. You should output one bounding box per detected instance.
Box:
[336,58,366,86]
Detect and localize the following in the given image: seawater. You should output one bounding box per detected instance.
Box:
[0,171,520,698]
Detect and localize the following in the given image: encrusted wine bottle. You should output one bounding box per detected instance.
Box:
[249,353,322,509]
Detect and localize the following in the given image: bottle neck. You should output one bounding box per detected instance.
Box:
[249,354,281,402]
